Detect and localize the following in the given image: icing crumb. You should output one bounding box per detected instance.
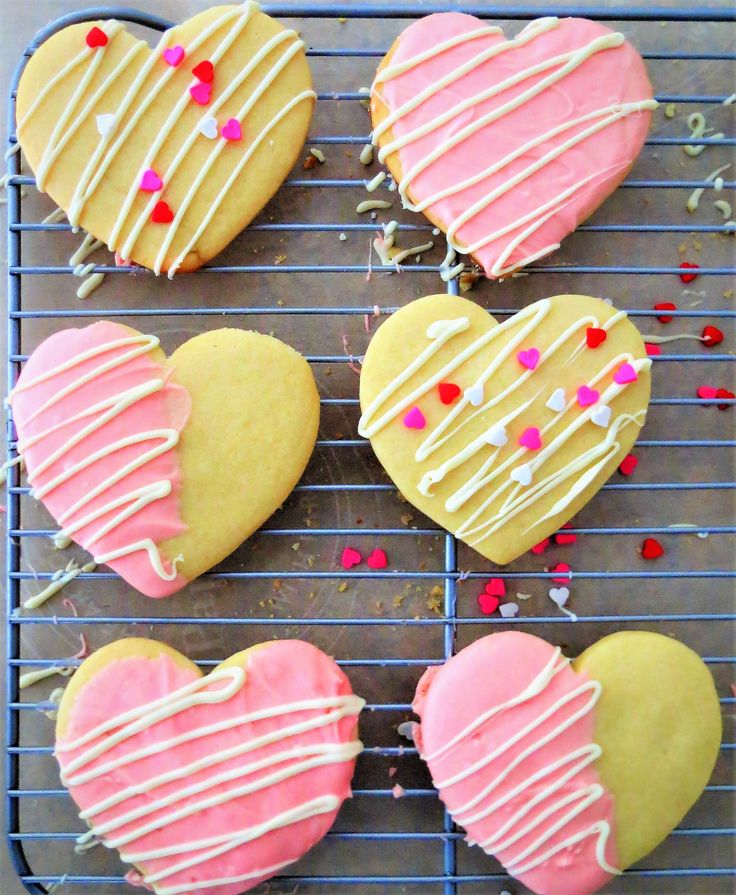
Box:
[714,199,732,220]
[23,560,97,610]
[274,254,287,265]
[356,199,392,214]
[664,102,676,119]
[19,665,74,688]
[390,240,433,266]
[309,147,326,163]
[459,270,481,292]
[339,232,347,241]
[684,112,724,157]
[516,592,533,601]
[392,784,406,799]
[724,93,736,105]
[365,170,386,192]
[686,163,731,213]
[432,227,440,236]
[714,177,724,191]
[303,155,319,170]
[359,144,374,165]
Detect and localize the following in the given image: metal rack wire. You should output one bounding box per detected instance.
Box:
[4,3,735,894]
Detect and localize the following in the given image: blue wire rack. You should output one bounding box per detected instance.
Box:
[4,3,735,894]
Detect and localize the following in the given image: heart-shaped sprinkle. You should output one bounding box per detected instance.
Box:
[545,387,566,413]
[555,524,577,546]
[518,427,542,450]
[702,325,724,347]
[438,382,461,404]
[484,578,505,597]
[619,454,638,476]
[95,113,115,137]
[192,60,214,83]
[189,81,212,106]
[550,562,572,583]
[464,382,484,406]
[163,45,185,67]
[197,116,218,140]
[403,406,426,429]
[485,423,508,447]
[221,118,243,142]
[140,168,163,192]
[510,464,532,486]
[613,362,638,385]
[591,405,611,428]
[642,537,665,560]
[85,26,108,49]
[531,538,550,555]
[340,546,362,569]
[679,262,699,283]
[697,386,718,400]
[577,385,599,407]
[645,343,661,356]
[478,593,500,615]
[517,347,540,370]
[499,602,520,618]
[548,585,570,607]
[716,388,735,410]
[586,327,607,348]
[367,548,388,570]
[151,200,174,224]
[654,302,676,323]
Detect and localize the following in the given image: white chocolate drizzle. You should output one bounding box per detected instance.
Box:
[423,648,619,877]
[57,666,364,894]
[359,301,650,545]
[370,17,657,276]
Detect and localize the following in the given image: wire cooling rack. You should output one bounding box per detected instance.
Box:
[4,3,735,894]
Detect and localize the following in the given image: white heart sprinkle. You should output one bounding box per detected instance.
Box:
[549,586,570,608]
[591,405,612,428]
[510,464,532,486]
[545,387,566,413]
[197,116,219,139]
[485,423,508,447]
[499,602,519,618]
[95,113,116,137]
[465,382,484,406]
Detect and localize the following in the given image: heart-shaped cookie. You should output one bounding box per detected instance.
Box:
[56,638,364,895]
[359,294,650,564]
[370,14,655,278]
[9,321,319,597]
[412,631,721,895]
[15,2,314,275]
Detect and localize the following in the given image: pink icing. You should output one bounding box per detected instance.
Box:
[413,632,617,895]
[56,640,361,895]
[379,14,653,278]
[10,322,190,597]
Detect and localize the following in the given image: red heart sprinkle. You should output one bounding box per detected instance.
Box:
[654,302,676,324]
[586,327,607,349]
[85,26,108,48]
[192,60,214,82]
[340,546,362,569]
[484,577,505,597]
[645,343,661,356]
[702,325,724,348]
[619,454,638,476]
[438,382,461,405]
[555,530,577,545]
[531,538,550,555]
[366,548,387,570]
[549,562,571,584]
[679,262,699,283]
[642,537,665,560]
[716,388,735,411]
[151,200,174,224]
[477,593,500,615]
[697,386,718,400]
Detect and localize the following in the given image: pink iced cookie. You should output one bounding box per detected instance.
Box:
[55,638,364,895]
[371,14,655,279]
[412,631,721,895]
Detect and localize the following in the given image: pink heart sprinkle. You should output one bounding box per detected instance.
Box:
[340,546,362,570]
[189,81,212,106]
[221,118,242,141]
[163,45,185,67]
[366,549,387,570]
[139,169,163,192]
[477,593,500,615]
[484,577,505,597]
[550,562,572,584]
[518,426,542,450]
[645,343,661,356]
[614,362,638,385]
[531,538,550,555]
[403,406,426,430]
[697,386,718,400]
[576,385,599,407]
[517,347,540,370]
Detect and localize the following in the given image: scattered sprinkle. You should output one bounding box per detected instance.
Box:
[619,454,638,476]
[555,523,577,546]
[397,721,415,741]
[641,537,665,560]
[356,199,392,214]
[679,262,699,283]
[499,602,520,618]
[340,547,362,570]
[664,102,676,119]
[548,586,570,608]
[484,578,506,597]
[403,406,426,430]
[716,388,735,410]
[702,325,724,347]
[653,301,676,323]
[339,232,347,241]
[531,538,550,555]
[478,593,500,615]
[697,385,718,400]
[645,343,661,356]
[549,562,572,583]
[367,548,388,570]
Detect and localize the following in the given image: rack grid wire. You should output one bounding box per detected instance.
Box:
[4,3,735,894]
